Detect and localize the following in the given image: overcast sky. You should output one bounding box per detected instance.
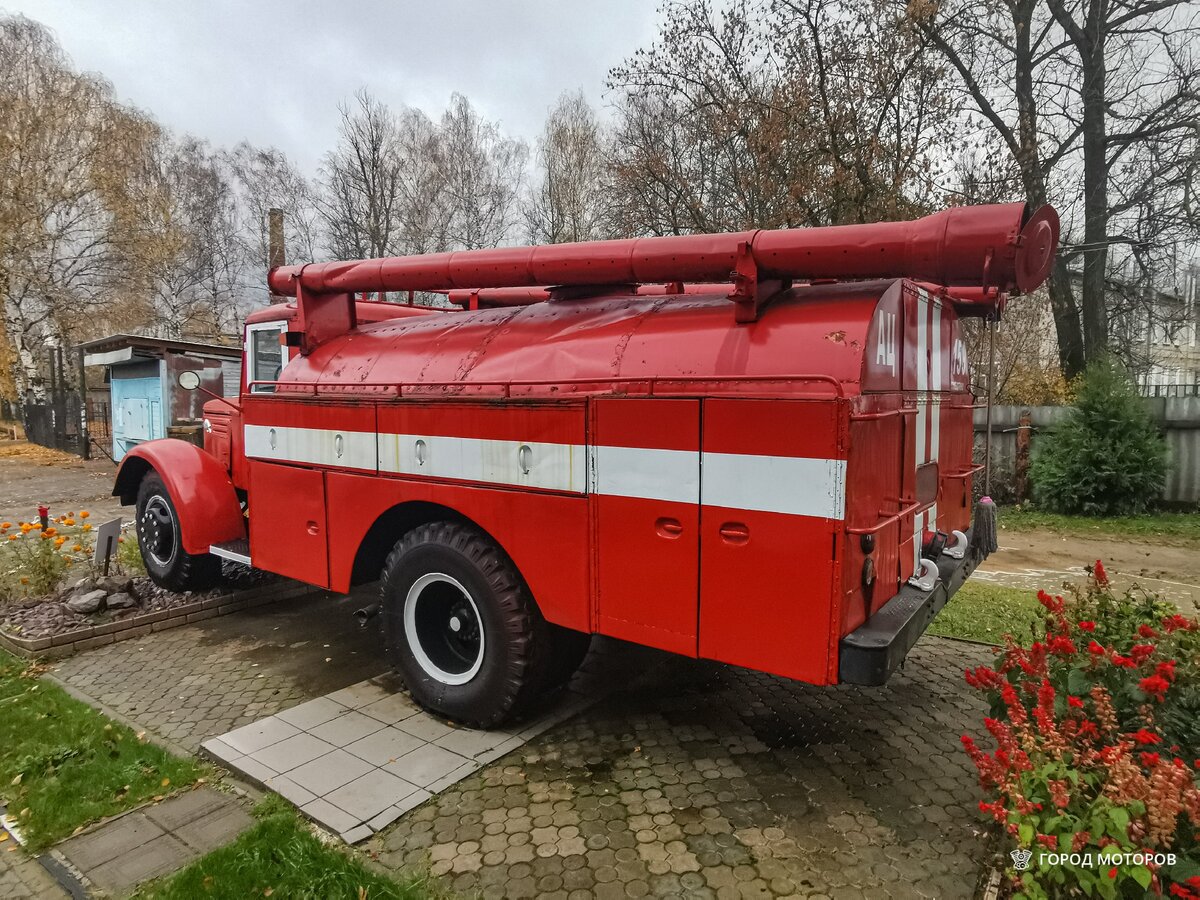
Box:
[12,0,662,174]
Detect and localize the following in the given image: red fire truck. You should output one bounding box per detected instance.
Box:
[112,202,1058,727]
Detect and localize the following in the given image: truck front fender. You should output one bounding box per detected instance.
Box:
[113,439,245,555]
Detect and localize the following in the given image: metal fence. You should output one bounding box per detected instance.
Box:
[974,396,1200,506]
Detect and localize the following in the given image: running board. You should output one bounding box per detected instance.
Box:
[209,539,251,566]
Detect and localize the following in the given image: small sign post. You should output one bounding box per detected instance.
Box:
[92,518,123,577]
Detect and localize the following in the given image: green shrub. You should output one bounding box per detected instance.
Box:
[1031,359,1167,516]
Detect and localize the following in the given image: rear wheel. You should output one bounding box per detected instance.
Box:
[135,471,221,592]
[381,521,573,728]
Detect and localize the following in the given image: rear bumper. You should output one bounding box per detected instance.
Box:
[838,528,985,686]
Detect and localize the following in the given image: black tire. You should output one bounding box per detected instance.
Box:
[380,521,553,728]
[135,471,221,592]
[542,626,592,692]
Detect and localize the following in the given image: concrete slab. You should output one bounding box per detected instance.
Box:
[204,645,622,841]
[324,769,418,822]
[383,743,473,788]
[221,716,300,756]
[142,788,227,832]
[274,696,347,730]
[254,732,338,773]
[172,804,254,855]
[308,709,386,745]
[344,725,424,766]
[87,833,192,895]
[57,812,164,869]
[287,749,374,797]
[58,788,255,896]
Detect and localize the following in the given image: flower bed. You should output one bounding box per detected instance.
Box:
[962,561,1200,898]
[0,507,306,658]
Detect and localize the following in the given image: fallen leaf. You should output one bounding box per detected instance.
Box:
[0,832,8,842]
[203,875,214,888]
[161,778,170,787]
[10,773,21,786]
[264,888,274,897]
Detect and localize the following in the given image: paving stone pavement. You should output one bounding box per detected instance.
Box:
[52,587,386,751]
[0,845,69,899]
[56,787,253,897]
[370,636,995,900]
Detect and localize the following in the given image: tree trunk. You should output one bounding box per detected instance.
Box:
[1078,6,1109,362]
[1047,260,1086,378]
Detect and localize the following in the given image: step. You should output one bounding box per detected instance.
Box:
[209,539,251,566]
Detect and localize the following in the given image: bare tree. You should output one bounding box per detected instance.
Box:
[526,91,609,243]
[906,0,1200,377]
[437,93,528,250]
[224,141,321,290]
[319,90,405,260]
[606,0,955,236]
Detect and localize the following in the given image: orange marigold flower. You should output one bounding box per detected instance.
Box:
[72,544,83,552]
[7,534,17,541]
[54,536,66,546]
[0,522,10,530]
[43,527,56,536]
[19,577,29,585]
[64,518,75,526]
[40,531,52,540]
[19,523,32,533]
[81,524,91,532]
[79,510,90,518]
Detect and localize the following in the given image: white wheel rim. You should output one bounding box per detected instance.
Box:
[404,572,486,685]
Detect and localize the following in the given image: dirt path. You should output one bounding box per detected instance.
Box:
[977,528,1200,613]
[0,441,123,525]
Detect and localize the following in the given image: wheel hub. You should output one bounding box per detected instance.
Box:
[139,496,177,567]
[404,573,486,686]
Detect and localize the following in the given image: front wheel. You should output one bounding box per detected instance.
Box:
[135,471,221,592]
[381,521,557,728]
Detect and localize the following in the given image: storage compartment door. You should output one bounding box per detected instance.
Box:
[592,399,700,656]
[698,399,845,684]
[248,461,329,588]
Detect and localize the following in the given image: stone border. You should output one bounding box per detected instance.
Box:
[0,581,315,659]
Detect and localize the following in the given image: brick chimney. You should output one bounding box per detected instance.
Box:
[268,208,286,304]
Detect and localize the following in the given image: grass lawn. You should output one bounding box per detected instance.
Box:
[928,581,1046,645]
[134,797,440,900]
[999,507,1200,545]
[0,649,202,851]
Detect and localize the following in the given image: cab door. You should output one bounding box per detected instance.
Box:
[591,398,700,656]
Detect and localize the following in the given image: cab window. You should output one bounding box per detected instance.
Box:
[248,324,285,393]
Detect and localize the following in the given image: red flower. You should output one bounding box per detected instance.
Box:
[1138,624,1158,639]
[1037,834,1056,849]
[1068,696,1084,709]
[1111,654,1136,669]
[1131,643,1155,663]
[1093,559,1109,586]
[1157,660,1177,683]
[1077,620,1096,632]
[1048,635,1077,656]
[1132,729,1161,745]
[1162,614,1196,633]
[1088,640,1107,656]
[1109,867,1118,879]
[1141,751,1161,767]
[1140,674,1171,701]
